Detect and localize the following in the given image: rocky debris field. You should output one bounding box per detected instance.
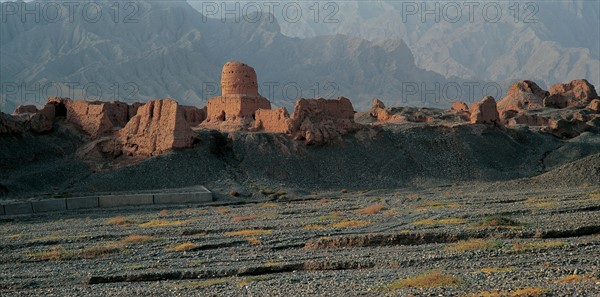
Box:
[1,183,598,296]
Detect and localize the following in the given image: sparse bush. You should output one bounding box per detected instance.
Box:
[228,191,239,197]
[340,189,349,193]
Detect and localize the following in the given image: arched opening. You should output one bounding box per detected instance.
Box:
[55,102,67,117]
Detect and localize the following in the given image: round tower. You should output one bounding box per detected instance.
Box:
[221,62,259,97]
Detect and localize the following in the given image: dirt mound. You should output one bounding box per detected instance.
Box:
[532,153,600,188]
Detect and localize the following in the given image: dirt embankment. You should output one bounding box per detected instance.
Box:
[4,120,598,199]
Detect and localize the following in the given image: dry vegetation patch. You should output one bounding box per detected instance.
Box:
[246,237,261,245]
[356,203,386,215]
[225,229,272,237]
[230,214,259,222]
[238,276,271,286]
[139,220,189,227]
[29,242,124,261]
[120,234,157,245]
[463,287,547,297]
[106,216,135,226]
[168,242,200,251]
[555,274,598,283]
[387,271,459,289]
[446,238,502,252]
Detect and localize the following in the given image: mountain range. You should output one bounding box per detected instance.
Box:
[1,0,598,113]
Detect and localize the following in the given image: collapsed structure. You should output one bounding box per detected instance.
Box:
[3,62,599,163]
[202,62,359,144]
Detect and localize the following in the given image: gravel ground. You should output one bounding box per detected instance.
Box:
[1,184,598,296]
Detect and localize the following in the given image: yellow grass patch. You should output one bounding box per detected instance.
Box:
[225,229,272,237]
[6,233,23,239]
[446,239,502,252]
[317,211,344,221]
[29,242,124,261]
[356,204,386,215]
[247,237,261,245]
[263,261,283,267]
[230,214,259,222]
[168,242,199,251]
[120,234,156,244]
[556,274,598,283]
[525,197,559,208]
[79,243,124,259]
[106,216,135,226]
[463,287,547,297]
[139,220,188,227]
[387,271,458,289]
[258,202,278,208]
[215,207,229,215]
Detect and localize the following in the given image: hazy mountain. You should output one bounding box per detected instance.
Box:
[1,0,483,113]
[189,0,599,90]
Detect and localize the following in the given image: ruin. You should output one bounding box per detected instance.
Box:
[204,62,270,125]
